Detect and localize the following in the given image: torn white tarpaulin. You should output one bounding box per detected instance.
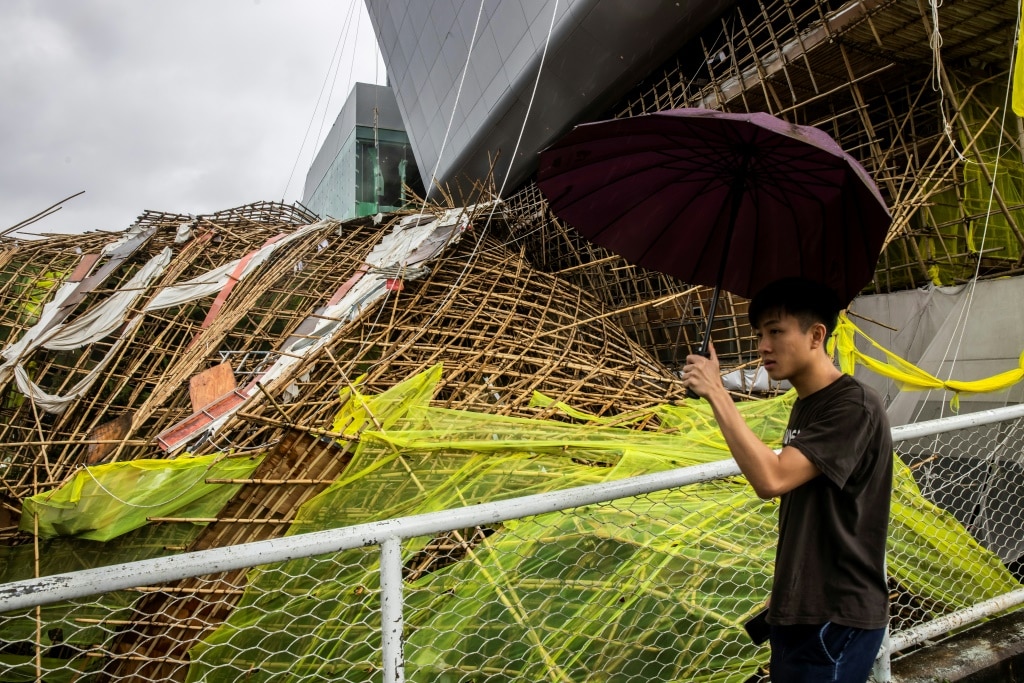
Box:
[0,228,165,383]
[1,221,323,414]
[0,249,170,413]
[12,316,145,414]
[98,221,151,257]
[0,249,169,374]
[41,248,172,351]
[143,259,237,311]
[174,219,196,244]
[283,207,472,355]
[0,280,80,376]
[143,221,326,311]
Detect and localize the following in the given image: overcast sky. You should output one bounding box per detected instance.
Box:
[0,0,384,237]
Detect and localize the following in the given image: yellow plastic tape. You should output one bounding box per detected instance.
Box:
[832,313,1024,410]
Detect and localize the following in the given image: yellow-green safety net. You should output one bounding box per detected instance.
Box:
[184,366,1017,683]
[2,366,1019,682]
[19,453,263,542]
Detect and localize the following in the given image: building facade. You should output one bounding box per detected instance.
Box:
[363,0,732,197]
[302,82,422,220]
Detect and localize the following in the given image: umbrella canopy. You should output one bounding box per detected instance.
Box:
[537,108,891,313]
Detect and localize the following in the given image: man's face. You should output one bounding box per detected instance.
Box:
[754,311,822,382]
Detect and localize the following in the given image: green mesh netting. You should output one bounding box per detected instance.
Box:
[0,454,262,681]
[19,452,263,542]
[2,366,1018,681]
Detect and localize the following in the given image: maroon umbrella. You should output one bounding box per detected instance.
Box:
[537,108,891,355]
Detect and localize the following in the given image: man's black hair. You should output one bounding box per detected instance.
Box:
[748,277,841,337]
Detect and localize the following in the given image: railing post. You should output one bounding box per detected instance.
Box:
[380,536,405,683]
[872,626,891,682]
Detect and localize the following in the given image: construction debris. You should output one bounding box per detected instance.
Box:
[0,197,697,525]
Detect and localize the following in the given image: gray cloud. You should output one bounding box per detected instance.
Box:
[0,0,383,236]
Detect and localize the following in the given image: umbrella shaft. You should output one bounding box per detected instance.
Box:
[700,161,748,355]
[698,285,722,355]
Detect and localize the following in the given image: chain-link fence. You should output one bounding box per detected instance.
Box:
[2,406,1023,682]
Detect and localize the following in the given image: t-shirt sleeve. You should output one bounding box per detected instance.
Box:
[787,395,876,489]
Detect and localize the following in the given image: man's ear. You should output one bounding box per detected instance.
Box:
[809,322,828,348]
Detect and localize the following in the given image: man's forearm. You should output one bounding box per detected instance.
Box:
[704,386,786,498]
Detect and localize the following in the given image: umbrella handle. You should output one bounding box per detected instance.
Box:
[687,159,743,399]
[686,282,721,400]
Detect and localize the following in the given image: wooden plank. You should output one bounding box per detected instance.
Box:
[68,253,101,282]
[85,412,134,464]
[154,390,248,452]
[189,362,236,412]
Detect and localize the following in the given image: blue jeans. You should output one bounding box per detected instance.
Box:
[769,622,885,682]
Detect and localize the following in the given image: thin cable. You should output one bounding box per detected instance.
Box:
[281,1,357,201]
[415,0,486,215]
[363,0,561,378]
[79,462,213,509]
[436,0,561,280]
[917,21,1019,509]
[312,1,360,168]
[928,0,969,162]
[493,1,557,201]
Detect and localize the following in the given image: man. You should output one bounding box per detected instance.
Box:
[682,277,892,683]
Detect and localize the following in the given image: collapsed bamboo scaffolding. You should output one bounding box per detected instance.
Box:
[1,2,1021,676]
[496,0,1021,404]
[0,191,709,677]
[0,195,695,517]
[0,0,1016,553]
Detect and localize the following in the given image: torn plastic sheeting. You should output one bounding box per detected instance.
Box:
[186,367,1018,683]
[0,281,80,376]
[20,452,264,541]
[0,246,171,413]
[12,316,145,414]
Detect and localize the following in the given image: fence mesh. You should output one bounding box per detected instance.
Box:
[894,416,1024,584]
[1,372,1022,682]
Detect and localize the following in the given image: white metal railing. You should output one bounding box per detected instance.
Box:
[2,403,1023,682]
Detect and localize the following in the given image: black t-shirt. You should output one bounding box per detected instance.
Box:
[768,374,892,629]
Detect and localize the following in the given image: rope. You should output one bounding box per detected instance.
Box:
[312,0,361,160]
[436,0,562,292]
[910,12,1019,423]
[78,462,214,510]
[928,0,969,163]
[416,0,487,212]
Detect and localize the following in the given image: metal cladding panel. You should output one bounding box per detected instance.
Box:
[363,0,735,196]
